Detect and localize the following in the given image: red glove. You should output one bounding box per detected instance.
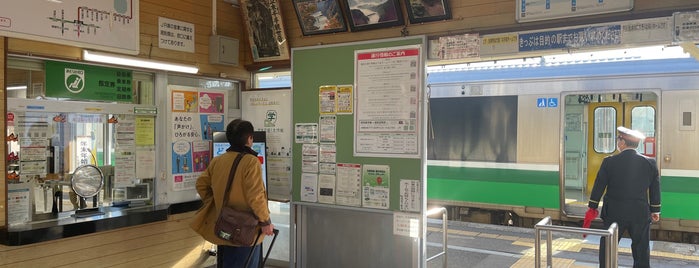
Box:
[582,208,599,238]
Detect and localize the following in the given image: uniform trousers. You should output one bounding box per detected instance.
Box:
[599,218,651,268]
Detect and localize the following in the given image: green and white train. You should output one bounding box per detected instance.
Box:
[426,46,699,243]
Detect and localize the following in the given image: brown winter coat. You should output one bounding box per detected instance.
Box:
[190,151,270,246]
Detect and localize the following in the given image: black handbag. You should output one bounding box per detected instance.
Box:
[214,153,260,246]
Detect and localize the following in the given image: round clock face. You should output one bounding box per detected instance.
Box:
[71,165,104,198]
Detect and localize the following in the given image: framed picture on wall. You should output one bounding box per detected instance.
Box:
[404,0,451,24]
[342,0,404,32]
[240,0,290,62]
[293,0,348,36]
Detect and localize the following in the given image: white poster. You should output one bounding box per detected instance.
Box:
[158,17,195,53]
[354,46,422,158]
[0,0,140,54]
[399,180,421,212]
[242,89,293,202]
[336,163,362,207]
[301,173,318,202]
[318,174,336,204]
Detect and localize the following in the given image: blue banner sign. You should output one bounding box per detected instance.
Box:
[519,25,621,52]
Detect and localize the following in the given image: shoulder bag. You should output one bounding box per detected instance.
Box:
[214,153,260,246]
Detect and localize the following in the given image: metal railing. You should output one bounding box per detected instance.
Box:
[534,216,618,268]
[426,207,448,268]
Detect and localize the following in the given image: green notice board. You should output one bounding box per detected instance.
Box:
[292,37,425,211]
[45,60,133,102]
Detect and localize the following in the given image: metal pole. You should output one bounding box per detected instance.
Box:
[441,209,448,268]
[607,223,618,268]
[535,228,541,268]
[534,216,551,268]
[425,207,448,268]
[546,228,553,268]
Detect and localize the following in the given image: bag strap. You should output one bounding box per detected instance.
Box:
[220,152,245,213]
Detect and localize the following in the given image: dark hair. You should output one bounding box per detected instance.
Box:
[226,119,254,150]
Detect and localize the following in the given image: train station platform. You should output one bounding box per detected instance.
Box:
[425,219,699,268]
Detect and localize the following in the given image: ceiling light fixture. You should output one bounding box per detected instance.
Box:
[83,50,199,74]
[7,85,28,91]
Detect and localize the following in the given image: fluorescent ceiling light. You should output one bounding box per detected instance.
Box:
[7,85,28,91]
[83,50,198,74]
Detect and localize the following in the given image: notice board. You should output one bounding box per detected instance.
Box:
[292,36,426,267]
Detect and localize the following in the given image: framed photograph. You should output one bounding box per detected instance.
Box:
[240,0,290,62]
[293,0,348,36]
[342,0,404,32]
[405,0,451,24]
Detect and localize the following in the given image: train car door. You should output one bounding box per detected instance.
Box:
[585,95,657,196]
[563,92,657,216]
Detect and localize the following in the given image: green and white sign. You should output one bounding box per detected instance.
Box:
[45,61,133,102]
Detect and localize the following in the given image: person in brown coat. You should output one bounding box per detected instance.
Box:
[191,119,274,268]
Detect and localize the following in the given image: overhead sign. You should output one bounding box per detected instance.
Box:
[479,17,672,57]
[673,11,699,42]
[517,0,633,23]
[45,61,133,102]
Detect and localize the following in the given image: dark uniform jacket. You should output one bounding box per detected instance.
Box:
[588,149,661,222]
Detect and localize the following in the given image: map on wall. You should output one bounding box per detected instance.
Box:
[0,0,140,54]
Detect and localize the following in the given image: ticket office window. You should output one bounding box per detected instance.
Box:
[5,57,158,229]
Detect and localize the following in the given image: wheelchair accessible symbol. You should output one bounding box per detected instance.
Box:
[537,98,558,108]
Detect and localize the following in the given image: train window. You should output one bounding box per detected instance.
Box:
[631,106,656,153]
[593,107,617,153]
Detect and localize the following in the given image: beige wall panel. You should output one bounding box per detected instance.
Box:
[0,213,205,268]
[7,39,81,60]
[517,95,560,164]
[139,0,248,81]
[661,90,699,170]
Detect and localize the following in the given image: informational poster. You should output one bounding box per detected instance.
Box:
[301,144,319,173]
[318,174,336,204]
[135,116,155,146]
[242,89,293,201]
[437,34,480,60]
[399,180,420,212]
[393,212,420,238]
[295,123,319,144]
[301,173,318,202]
[319,115,337,143]
[158,17,195,53]
[168,86,227,192]
[361,164,390,209]
[354,46,421,158]
[336,85,354,114]
[319,85,337,115]
[114,115,136,187]
[517,0,633,23]
[7,183,31,226]
[0,0,140,54]
[336,163,362,207]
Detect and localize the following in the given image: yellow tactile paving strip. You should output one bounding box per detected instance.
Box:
[427,226,699,267]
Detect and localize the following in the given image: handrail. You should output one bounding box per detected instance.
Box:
[426,207,448,268]
[534,216,618,268]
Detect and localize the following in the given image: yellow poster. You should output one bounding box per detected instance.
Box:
[135,116,155,146]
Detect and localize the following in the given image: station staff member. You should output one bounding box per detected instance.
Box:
[588,126,661,268]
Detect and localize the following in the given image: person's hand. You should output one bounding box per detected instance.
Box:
[262,223,275,236]
[582,208,598,238]
[651,213,660,223]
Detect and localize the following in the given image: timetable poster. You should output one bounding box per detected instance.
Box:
[354,46,422,158]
